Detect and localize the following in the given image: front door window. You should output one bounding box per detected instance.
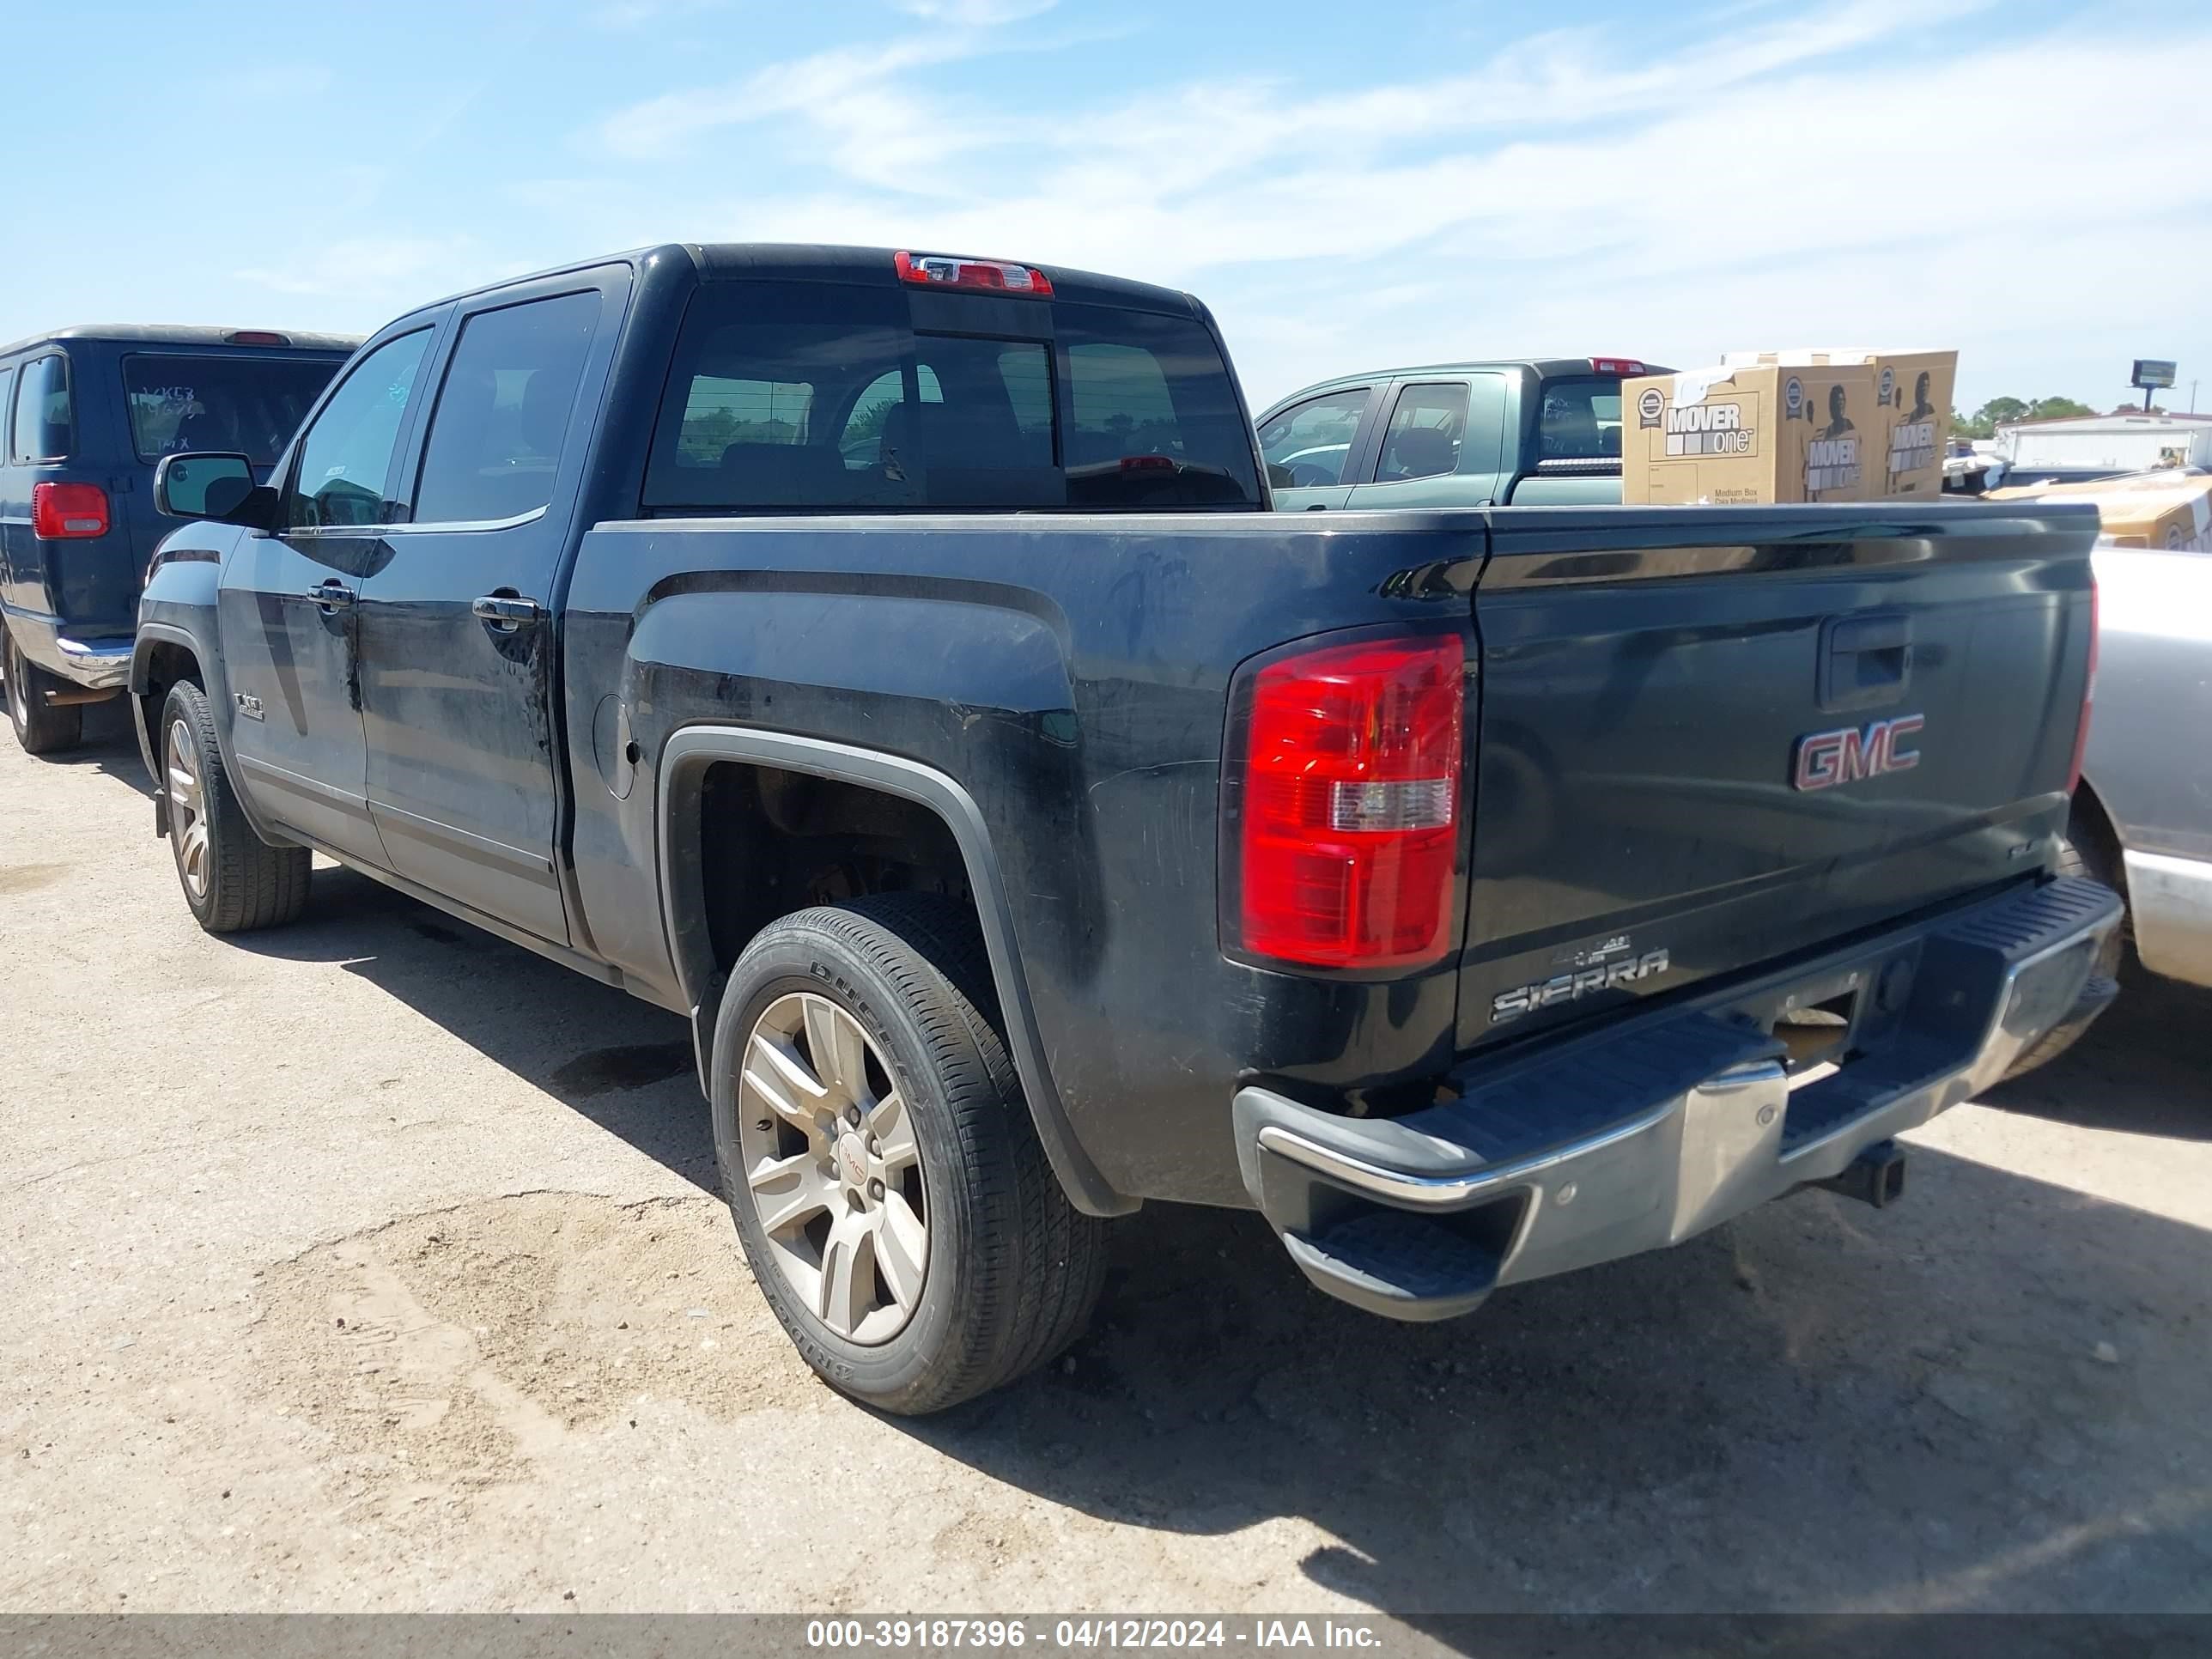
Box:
[1260,390,1370,488]
[283,330,434,529]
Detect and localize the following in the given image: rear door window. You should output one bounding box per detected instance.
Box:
[10,354,70,463]
[1260,389,1370,487]
[123,354,343,467]
[410,291,600,525]
[1373,382,1469,483]
[643,280,1259,512]
[1537,379,1625,462]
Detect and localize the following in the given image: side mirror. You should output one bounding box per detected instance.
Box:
[154,452,276,530]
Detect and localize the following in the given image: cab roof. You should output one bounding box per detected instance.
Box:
[1267,358,1670,408]
[0,324,363,359]
[403,242,1206,321]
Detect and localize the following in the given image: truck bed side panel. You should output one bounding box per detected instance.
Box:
[562,513,1486,1206]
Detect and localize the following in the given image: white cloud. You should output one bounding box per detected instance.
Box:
[210,5,2204,410]
[589,0,727,27]
[236,236,490,305]
[614,7,2209,410]
[891,0,1054,22]
[597,37,987,171]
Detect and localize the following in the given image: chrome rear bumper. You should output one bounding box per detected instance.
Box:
[1234,877,2124,1322]
[55,635,134,691]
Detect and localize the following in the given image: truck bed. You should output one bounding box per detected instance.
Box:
[562,498,2100,1210]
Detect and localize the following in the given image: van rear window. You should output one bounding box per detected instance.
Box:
[123,353,345,467]
[643,281,1260,513]
[10,354,70,463]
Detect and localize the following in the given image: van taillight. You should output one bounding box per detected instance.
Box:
[2067,575,2098,794]
[31,483,109,539]
[1231,634,1465,969]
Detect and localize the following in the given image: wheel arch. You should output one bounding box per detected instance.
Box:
[131,623,211,825]
[2069,776,2128,903]
[656,725,1136,1218]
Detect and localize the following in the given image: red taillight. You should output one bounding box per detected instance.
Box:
[1232,634,1465,969]
[2067,575,2098,793]
[223,329,290,347]
[894,250,1054,298]
[31,483,109,540]
[1590,357,1648,376]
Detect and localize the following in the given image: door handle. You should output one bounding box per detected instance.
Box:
[306,580,355,611]
[472,593,546,629]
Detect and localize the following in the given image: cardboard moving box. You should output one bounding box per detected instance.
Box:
[1722,349,1958,498]
[1622,361,1878,504]
[1987,467,2212,552]
[1871,351,1954,496]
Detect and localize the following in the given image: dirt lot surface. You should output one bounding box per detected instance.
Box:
[3,704,2209,1620]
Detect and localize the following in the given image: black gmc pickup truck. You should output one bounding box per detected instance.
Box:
[135,244,2117,1413]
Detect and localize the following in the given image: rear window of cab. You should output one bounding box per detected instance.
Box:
[1537,377,1626,462]
[644,280,1260,513]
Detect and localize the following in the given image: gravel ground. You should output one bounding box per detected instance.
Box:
[2,702,2208,1620]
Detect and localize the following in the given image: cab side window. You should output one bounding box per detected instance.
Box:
[1373,383,1469,483]
[1259,389,1370,487]
[283,330,434,529]
[9,354,71,464]
[410,292,601,525]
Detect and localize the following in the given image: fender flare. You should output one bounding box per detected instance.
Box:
[129,620,295,851]
[129,622,215,823]
[656,726,1138,1218]
[129,620,208,696]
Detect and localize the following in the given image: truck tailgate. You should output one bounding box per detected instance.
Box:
[1456,503,2100,1049]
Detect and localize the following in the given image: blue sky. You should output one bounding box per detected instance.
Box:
[9,0,2209,414]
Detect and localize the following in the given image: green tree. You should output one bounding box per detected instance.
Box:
[2109,401,2167,416]
[1954,394,2100,436]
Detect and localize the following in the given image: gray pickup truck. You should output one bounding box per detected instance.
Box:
[1258,357,1661,511]
[135,245,2116,1413]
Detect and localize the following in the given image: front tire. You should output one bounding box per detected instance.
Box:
[711,895,1107,1414]
[3,628,83,756]
[159,678,312,933]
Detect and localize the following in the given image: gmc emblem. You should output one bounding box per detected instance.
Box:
[1793,714,1923,791]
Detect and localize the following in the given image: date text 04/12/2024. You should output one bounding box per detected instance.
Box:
[805,1619,1387,1650]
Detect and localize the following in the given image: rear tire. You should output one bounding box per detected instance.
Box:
[159,678,312,933]
[3,629,84,756]
[2001,817,2125,1080]
[711,894,1107,1414]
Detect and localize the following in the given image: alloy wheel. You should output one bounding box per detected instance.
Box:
[737,991,927,1344]
[167,719,210,900]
